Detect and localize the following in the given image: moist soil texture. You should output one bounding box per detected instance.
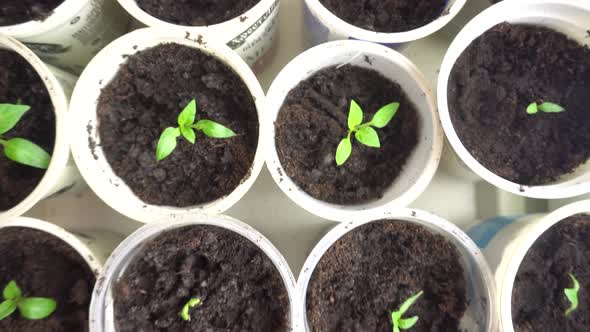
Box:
[0,0,63,26]
[113,225,290,332]
[512,214,590,331]
[0,50,55,210]
[97,43,258,207]
[0,227,96,332]
[448,23,590,185]
[306,220,467,331]
[136,0,260,26]
[319,0,447,33]
[275,64,419,205]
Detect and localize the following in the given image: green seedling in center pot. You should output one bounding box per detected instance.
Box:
[564,273,580,316]
[156,99,236,161]
[180,297,203,321]
[526,101,566,115]
[0,280,57,320]
[390,290,423,332]
[335,99,399,166]
[0,103,51,169]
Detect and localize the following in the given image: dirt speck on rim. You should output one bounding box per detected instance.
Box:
[136,0,259,26]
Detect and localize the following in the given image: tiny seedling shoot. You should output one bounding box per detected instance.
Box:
[0,280,57,321]
[180,297,202,321]
[0,103,51,169]
[526,101,566,115]
[335,99,399,166]
[564,273,580,316]
[156,99,236,161]
[390,290,423,332]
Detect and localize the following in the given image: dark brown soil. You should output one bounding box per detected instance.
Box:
[0,50,55,210]
[275,65,419,205]
[113,225,290,332]
[448,23,590,185]
[319,0,447,33]
[512,214,590,331]
[97,43,258,207]
[306,220,467,331]
[136,0,260,26]
[0,227,96,332]
[0,0,63,26]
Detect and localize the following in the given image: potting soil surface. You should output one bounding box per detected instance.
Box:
[97,43,258,207]
[113,225,290,332]
[0,227,95,332]
[513,214,590,331]
[136,0,260,26]
[275,64,419,205]
[448,23,590,185]
[0,49,55,211]
[306,220,467,331]
[0,0,63,26]
[318,0,447,33]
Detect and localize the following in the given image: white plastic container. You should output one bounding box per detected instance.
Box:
[69,28,266,224]
[438,0,590,198]
[265,40,443,222]
[297,208,497,331]
[467,200,590,332]
[117,0,280,66]
[90,214,298,332]
[0,35,79,222]
[303,0,467,47]
[0,0,130,74]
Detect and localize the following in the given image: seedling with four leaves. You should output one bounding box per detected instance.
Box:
[335,99,400,166]
[565,273,580,316]
[0,280,57,321]
[0,103,51,169]
[156,99,236,161]
[180,297,202,321]
[390,290,423,332]
[526,101,566,115]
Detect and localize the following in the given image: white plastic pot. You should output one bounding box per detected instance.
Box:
[466,200,590,332]
[265,40,443,222]
[438,0,590,198]
[90,214,298,331]
[0,35,79,222]
[0,0,130,74]
[303,0,467,48]
[117,0,280,66]
[69,28,266,224]
[297,208,497,331]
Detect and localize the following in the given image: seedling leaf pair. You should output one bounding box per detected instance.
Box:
[156,99,236,161]
[0,103,51,169]
[526,101,566,115]
[335,100,400,166]
[0,281,56,321]
[390,290,423,332]
[565,273,580,316]
[180,297,202,321]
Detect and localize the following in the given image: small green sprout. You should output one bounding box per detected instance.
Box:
[156,99,236,161]
[180,297,202,321]
[0,280,57,321]
[390,290,423,332]
[0,103,51,169]
[335,99,399,166]
[564,273,580,316]
[526,101,566,115]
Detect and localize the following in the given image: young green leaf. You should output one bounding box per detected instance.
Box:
[0,300,17,321]
[180,298,202,321]
[355,126,380,148]
[348,99,363,130]
[0,104,30,135]
[564,273,580,316]
[390,290,423,332]
[194,120,236,139]
[156,127,181,161]
[177,100,197,127]
[18,298,56,320]
[398,316,419,329]
[526,102,538,115]
[180,126,196,144]
[539,102,566,113]
[371,102,399,128]
[0,138,50,169]
[3,281,21,300]
[335,137,352,166]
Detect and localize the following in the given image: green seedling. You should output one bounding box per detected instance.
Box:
[0,103,51,169]
[180,297,202,321]
[0,280,57,321]
[390,290,423,332]
[156,99,236,161]
[335,99,399,166]
[526,101,566,115]
[564,273,580,316]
